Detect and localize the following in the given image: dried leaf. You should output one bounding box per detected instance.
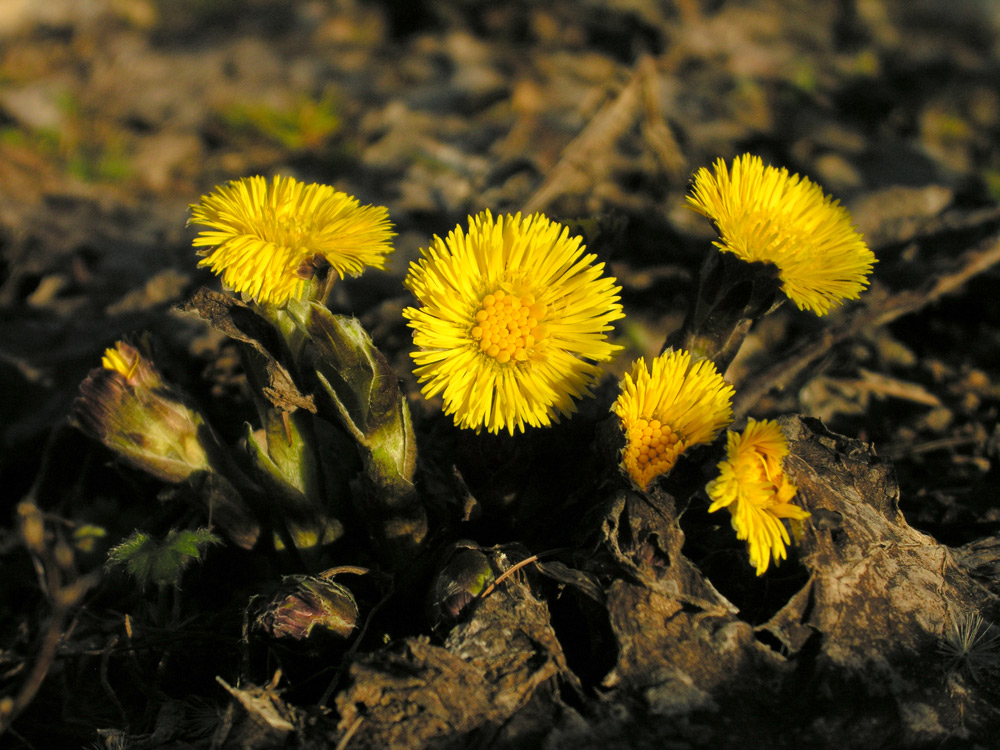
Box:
[176,287,315,414]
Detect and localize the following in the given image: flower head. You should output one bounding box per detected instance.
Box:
[613,349,734,490]
[706,418,810,575]
[687,154,876,315]
[189,175,395,306]
[403,210,624,435]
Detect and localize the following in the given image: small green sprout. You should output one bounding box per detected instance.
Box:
[107,528,221,589]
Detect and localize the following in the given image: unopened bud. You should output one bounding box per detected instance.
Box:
[72,341,213,483]
[102,340,161,388]
[285,302,426,561]
[428,541,495,626]
[255,575,358,640]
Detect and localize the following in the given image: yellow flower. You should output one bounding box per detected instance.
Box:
[613,349,734,491]
[189,175,395,306]
[687,154,876,315]
[706,418,810,575]
[403,210,624,435]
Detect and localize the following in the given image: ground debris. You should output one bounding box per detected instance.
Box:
[334,577,573,749]
[757,416,1000,744]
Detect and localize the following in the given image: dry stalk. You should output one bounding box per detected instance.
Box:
[523,56,683,214]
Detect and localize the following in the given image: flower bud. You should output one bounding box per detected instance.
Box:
[255,575,358,640]
[244,416,344,552]
[72,341,261,549]
[428,541,496,627]
[285,301,427,561]
[73,341,212,483]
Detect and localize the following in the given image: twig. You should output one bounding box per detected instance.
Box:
[881,435,984,461]
[100,635,129,730]
[475,546,569,601]
[334,715,365,750]
[522,59,649,214]
[817,370,942,407]
[638,57,687,180]
[733,227,1000,419]
[477,553,543,600]
[0,573,98,737]
[318,565,369,579]
[1,502,100,738]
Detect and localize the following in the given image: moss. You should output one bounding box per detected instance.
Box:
[217,92,341,150]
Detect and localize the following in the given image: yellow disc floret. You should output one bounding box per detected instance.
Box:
[625,417,684,484]
[470,290,547,364]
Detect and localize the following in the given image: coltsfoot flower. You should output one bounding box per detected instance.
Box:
[403,210,624,434]
[706,418,811,575]
[189,175,395,306]
[687,153,876,315]
[613,349,734,491]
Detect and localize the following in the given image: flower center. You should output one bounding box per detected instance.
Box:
[470,290,547,364]
[272,213,312,248]
[626,417,685,486]
[734,456,767,485]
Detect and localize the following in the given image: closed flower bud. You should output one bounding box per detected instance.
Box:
[73,341,213,483]
[255,575,359,640]
[428,541,496,626]
[286,301,427,561]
